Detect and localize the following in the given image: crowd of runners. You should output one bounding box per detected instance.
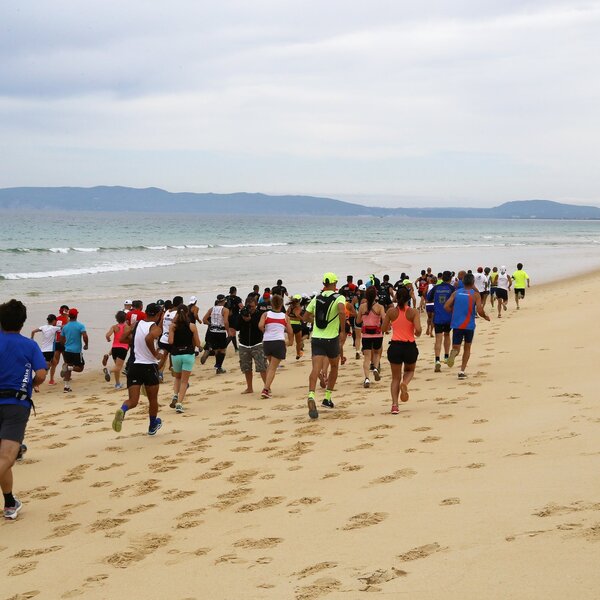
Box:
[0,263,530,519]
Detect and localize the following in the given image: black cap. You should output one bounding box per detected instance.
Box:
[146,302,161,316]
[156,299,165,306]
[216,294,226,302]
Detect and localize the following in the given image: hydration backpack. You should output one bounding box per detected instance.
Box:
[314,293,340,329]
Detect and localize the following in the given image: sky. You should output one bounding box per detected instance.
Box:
[1,1,599,207]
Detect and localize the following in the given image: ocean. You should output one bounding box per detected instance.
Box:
[2,210,600,358]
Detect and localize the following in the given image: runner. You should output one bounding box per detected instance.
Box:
[111,303,163,435]
[338,275,357,298]
[512,263,530,309]
[416,270,429,312]
[271,279,288,298]
[52,305,70,385]
[427,270,455,372]
[444,273,490,379]
[126,300,146,326]
[0,299,47,520]
[378,275,394,312]
[287,295,305,360]
[104,311,129,389]
[382,286,421,414]
[236,296,267,394]
[302,273,346,419]
[482,267,492,308]
[353,284,366,359]
[340,294,357,365]
[474,267,489,304]
[202,295,229,374]
[356,286,385,388]
[424,274,437,337]
[489,267,499,307]
[59,308,88,393]
[168,304,201,413]
[495,266,512,318]
[258,295,294,398]
[248,285,261,304]
[30,314,61,390]
[188,296,200,322]
[158,296,182,377]
[225,287,243,351]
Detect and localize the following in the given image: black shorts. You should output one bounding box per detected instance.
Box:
[426,305,434,314]
[362,337,383,351]
[263,340,287,360]
[344,321,351,334]
[480,291,489,297]
[111,347,128,361]
[496,289,508,301]
[387,341,419,365]
[311,337,340,359]
[43,351,55,363]
[452,329,474,345]
[515,288,525,298]
[207,330,228,350]
[157,340,171,353]
[434,322,451,334]
[54,342,65,353]
[0,404,30,444]
[291,323,303,334]
[64,352,85,367]
[127,363,160,388]
[490,287,497,296]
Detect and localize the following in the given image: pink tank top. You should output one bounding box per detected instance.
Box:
[391,307,415,342]
[112,323,129,349]
[361,308,382,338]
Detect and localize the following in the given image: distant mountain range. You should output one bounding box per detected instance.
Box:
[1,186,599,219]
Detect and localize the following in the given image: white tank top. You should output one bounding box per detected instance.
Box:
[209,305,225,331]
[263,310,287,342]
[160,309,177,343]
[133,320,158,365]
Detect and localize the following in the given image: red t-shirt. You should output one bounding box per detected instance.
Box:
[126,309,147,325]
[56,314,69,341]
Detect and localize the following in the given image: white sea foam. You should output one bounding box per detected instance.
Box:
[49,247,69,253]
[72,247,100,252]
[218,242,288,248]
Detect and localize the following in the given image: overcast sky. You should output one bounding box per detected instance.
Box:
[1,1,599,207]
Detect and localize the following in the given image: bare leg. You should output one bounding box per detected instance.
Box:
[362,349,372,379]
[172,371,182,397]
[242,371,253,393]
[178,370,191,404]
[373,346,383,371]
[0,440,20,499]
[460,343,471,372]
[295,331,303,356]
[443,332,450,356]
[146,384,159,418]
[390,363,402,407]
[113,358,124,386]
[264,357,281,391]
[309,356,328,393]
[326,358,340,390]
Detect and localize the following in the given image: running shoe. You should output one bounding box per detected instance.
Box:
[60,363,69,379]
[148,418,163,436]
[216,368,226,375]
[175,403,184,414]
[391,405,399,415]
[16,444,27,462]
[446,349,459,368]
[369,363,375,371]
[434,361,442,373]
[322,399,334,409]
[63,386,72,393]
[260,388,271,399]
[114,383,123,390]
[4,499,22,520]
[102,354,109,367]
[355,352,360,359]
[200,349,210,365]
[158,371,164,383]
[103,367,111,382]
[458,372,467,380]
[169,395,178,408]
[307,398,319,419]
[112,408,125,432]
[363,378,370,388]
[373,368,381,381]
[48,380,56,385]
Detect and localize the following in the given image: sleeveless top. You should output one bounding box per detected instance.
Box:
[391,306,415,342]
[451,288,476,331]
[171,324,195,355]
[132,321,158,365]
[160,308,177,343]
[361,307,383,338]
[263,310,287,342]
[288,306,302,325]
[112,323,129,349]
[209,306,226,332]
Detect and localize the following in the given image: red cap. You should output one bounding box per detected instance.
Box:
[68,308,79,317]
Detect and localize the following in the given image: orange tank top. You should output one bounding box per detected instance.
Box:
[391,306,415,342]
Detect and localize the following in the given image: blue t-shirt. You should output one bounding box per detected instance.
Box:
[451,288,476,331]
[427,282,454,325]
[62,320,86,353]
[0,331,47,407]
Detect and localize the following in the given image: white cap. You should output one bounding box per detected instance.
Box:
[188,295,197,304]
[124,299,132,305]
[358,284,366,291]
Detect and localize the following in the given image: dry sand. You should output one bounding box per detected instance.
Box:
[2,274,599,600]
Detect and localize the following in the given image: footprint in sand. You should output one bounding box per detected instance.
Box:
[119,504,156,516]
[162,489,196,502]
[236,496,285,513]
[211,487,253,510]
[341,512,388,530]
[440,497,461,506]
[370,469,417,484]
[12,546,63,559]
[8,561,39,576]
[89,518,129,532]
[104,533,171,568]
[466,463,486,469]
[233,537,283,549]
[46,523,81,538]
[295,577,341,600]
[5,592,40,600]
[288,497,321,506]
[227,470,259,484]
[420,436,441,443]
[413,427,432,432]
[358,567,407,592]
[397,542,445,561]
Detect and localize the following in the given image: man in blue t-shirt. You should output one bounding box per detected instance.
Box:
[0,299,47,520]
[59,308,88,393]
[427,270,456,372]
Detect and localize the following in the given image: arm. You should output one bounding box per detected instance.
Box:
[202,308,212,325]
[337,300,346,323]
[285,317,294,346]
[527,274,531,288]
[191,324,201,349]
[168,322,176,345]
[145,324,162,359]
[222,307,230,330]
[119,324,133,345]
[355,304,365,325]
[474,292,490,321]
[31,328,41,339]
[410,308,422,337]
[444,291,456,313]
[258,312,267,332]
[33,368,48,386]
[105,325,115,342]
[382,307,397,333]
[82,331,89,350]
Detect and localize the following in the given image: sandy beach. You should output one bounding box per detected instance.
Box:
[2,272,599,600]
